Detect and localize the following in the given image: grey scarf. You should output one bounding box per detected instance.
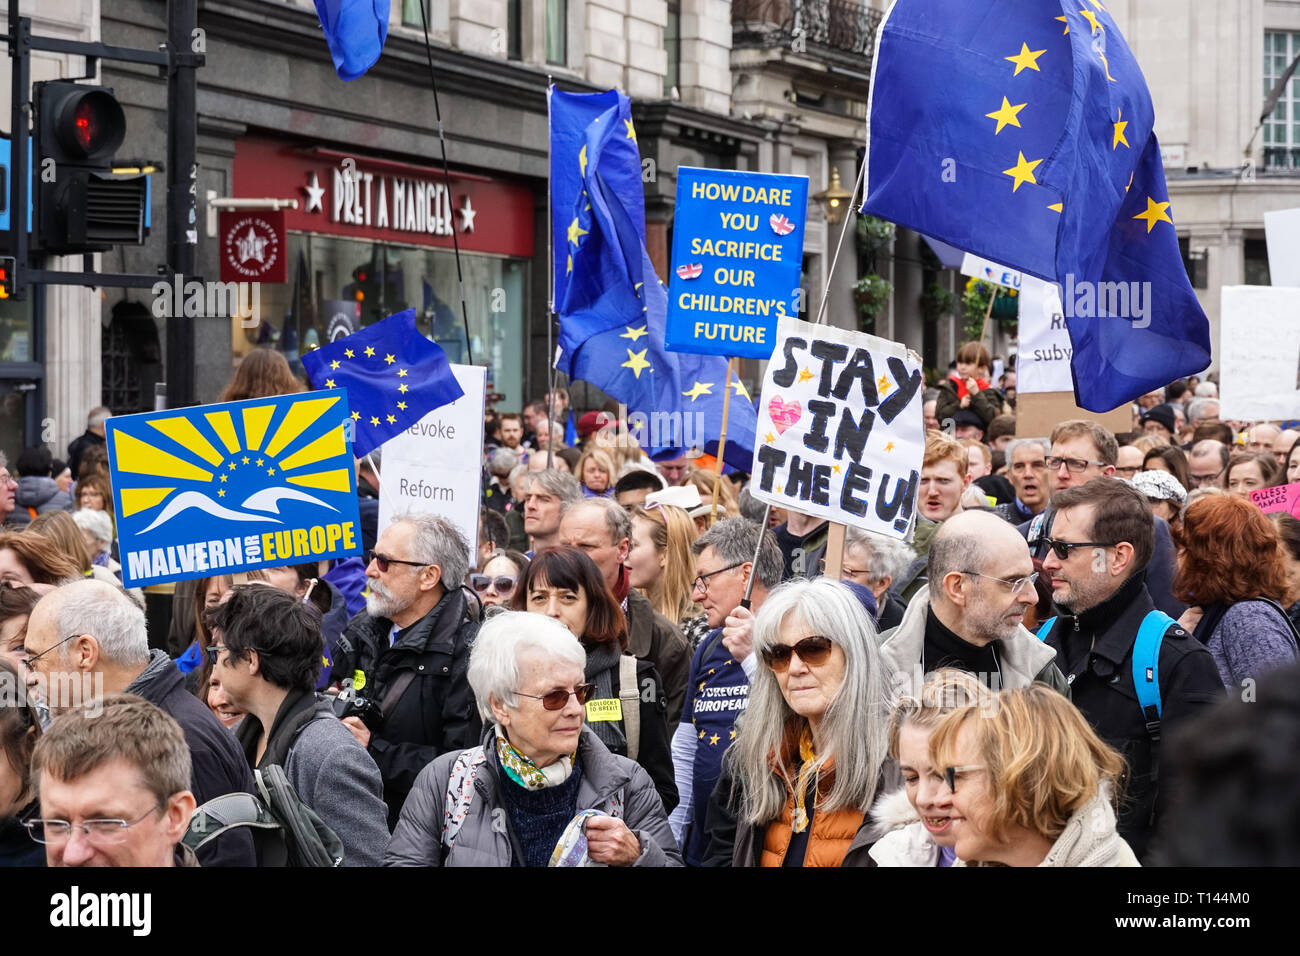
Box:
[583,639,627,754]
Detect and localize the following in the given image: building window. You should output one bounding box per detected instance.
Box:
[665,2,681,97]
[402,0,426,28]
[507,0,522,60]
[1244,238,1272,286]
[546,0,567,65]
[1263,30,1300,170]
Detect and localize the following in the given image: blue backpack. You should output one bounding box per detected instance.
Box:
[1036,610,1175,725]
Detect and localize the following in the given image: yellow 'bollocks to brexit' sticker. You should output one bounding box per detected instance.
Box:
[585,698,623,722]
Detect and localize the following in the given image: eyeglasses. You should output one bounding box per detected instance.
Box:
[1045,456,1108,474]
[817,558,872,580]
[514,683,597,711]
[1009,459,1048,474]
[691,562,743,595]
[943,765,985,794]
[26,804,164,845]
[1114,465,1140,478]
[961,570,1039,597]
[367,551,428,573]
[206,643,230,667]
[24,632,82,667]
[1187,467,1226,487]
[470,574,516,595]
[1041,537,1116,561]
[761,635,834,673]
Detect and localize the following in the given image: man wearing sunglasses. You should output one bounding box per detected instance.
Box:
[878,511,1066,701]
[23,580,256,867]
[1037,478,1223,860]
[338,512,479,829]
[1020,419,1185,620]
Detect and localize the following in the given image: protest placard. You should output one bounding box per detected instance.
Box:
[1219,285,1300,421]
[664,166,808,359]
[107,390,362,588]
[377,364,487,563]
[1249,482,1300,518]
[1264,207,1300,288]
[749,315,924,539]
[959,253,1023,290]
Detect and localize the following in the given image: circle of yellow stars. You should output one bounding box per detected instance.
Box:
[213,454,279,497]
[323,343,413,426]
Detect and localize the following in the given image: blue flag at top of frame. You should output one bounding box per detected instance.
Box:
[107,391,363,588]
[862,0,1211,412]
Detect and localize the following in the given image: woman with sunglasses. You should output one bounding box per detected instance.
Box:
[702,578,891,867]
[927,684,1135,866]
[386,611,682,866]
[469,549,530,610]
[514,547,677,813]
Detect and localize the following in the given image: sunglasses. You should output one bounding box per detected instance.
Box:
[515,682,597,711]
[1041,537,1116,561]
[761,635,834,673]
[368,551,428,573]
[470,574,517,595]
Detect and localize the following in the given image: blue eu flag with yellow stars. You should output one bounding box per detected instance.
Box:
[863,0,1211,412]
[550,88,758,468]
[301,308,463,457]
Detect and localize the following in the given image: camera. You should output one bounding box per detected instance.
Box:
[330,686,385,732]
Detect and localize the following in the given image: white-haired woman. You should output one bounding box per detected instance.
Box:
[72,507,119,579]
[829,527,917,630]
[702,578,894,867]
[384,611,682,867]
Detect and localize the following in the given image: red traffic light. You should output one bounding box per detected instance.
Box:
[50,87,125,162]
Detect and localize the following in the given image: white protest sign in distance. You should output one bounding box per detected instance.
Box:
[750,315,925,540]
[960,252,1022,290]
[1264,208,1300,289]
[377,364,487,565]
[1015,276,1072,395]
[1219,286,1300,421]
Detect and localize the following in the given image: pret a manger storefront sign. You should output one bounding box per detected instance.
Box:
[330,165,456,236]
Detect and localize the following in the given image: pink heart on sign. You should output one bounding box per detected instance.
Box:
[768,396,802,434]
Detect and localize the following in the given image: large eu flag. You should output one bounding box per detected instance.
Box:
[863,0,1211,411]
[312,0,389,81]
[550,88,758,468]
[301,308,463,457]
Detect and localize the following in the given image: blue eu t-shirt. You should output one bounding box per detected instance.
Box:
[681,628,750,866]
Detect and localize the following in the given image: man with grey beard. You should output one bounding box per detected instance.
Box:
[337,512,479,827]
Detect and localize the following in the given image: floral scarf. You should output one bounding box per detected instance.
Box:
[494,725,577,790]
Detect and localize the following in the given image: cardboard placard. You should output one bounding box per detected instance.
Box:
[1014,392,1132,438]
[1219,286,1300,421]
[749,316,924,539]
[1249,482,1300,518]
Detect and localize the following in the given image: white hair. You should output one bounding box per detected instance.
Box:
[394,512,470,594]
[1186,397,1220,423]
[53,579,149,668]
[1194,382,1218,398]
[844,528,915,586]
[729,578,892,824]
[466,611,587,720]
[1005,436,1050,461]
[72,508,114,548]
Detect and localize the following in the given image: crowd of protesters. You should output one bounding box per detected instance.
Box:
[0,344,1297,869]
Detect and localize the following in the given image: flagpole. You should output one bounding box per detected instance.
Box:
[813,158,868,326]
[740,502,772,610]
[710,357,735,526]
[545,77,557,470]
[978,282,997,349]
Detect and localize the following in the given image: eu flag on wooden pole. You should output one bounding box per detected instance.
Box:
[312,0,389,81]
[863,0,1210,411]
[301,309,463,457]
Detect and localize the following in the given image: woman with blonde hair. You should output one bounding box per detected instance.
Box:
[703,578,891,867]
[625,503,708,650]
[928,683,1135,867]
[219,347,303,402]
[684,467,739,526]
[575,446,617,498]
[25,511,137,602]
[869,669,992,866]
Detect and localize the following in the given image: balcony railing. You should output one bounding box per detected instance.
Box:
[732,0,884,62]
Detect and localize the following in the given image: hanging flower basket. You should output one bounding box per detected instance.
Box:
[853,274,894,319]
[856,215,896,254]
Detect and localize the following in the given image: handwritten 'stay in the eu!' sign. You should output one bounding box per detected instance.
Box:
[664,167,808,359]
[750,316,925,539]
[107,390,363,588]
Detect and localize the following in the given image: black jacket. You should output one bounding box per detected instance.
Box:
[0,800,43,867]
[340,588,481,828]
[126,650,258,867]
[66,429,105,480]
[585,654,678,813]
[1039,572,1224,860]
[626,589,691,724]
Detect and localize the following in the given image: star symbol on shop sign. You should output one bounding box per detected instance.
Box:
[302,171,325,213]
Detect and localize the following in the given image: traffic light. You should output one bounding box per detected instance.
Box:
[0,257,12,298]
[34,81,148,254]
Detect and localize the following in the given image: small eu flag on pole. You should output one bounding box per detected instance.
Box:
[301,308,464,458]
[863,0,1211,411]
[312,0,389,81]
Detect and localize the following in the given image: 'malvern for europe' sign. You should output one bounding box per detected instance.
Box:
[750,316,925,539]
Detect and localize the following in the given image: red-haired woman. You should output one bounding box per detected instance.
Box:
[515,547,677,812]
[1174,495,1300,688]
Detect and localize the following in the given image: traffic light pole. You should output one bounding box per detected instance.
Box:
[166,0,199,408]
